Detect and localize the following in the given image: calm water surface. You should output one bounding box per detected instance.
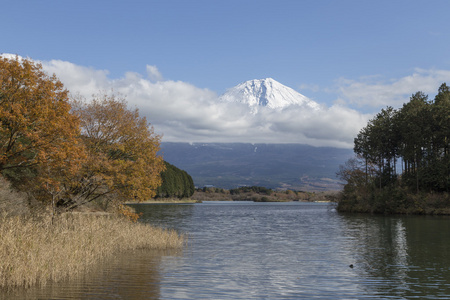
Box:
[4,202,450,299]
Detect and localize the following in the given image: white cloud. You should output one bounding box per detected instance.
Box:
[43,59,112,96]
[336,69,450,109]
[25,57,370,148]
[146,65,163,82]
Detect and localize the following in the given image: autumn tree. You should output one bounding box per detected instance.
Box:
[0,56,85,202]
[62,93,165,209]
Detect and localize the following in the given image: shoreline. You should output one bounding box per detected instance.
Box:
[126,199,333,204]
[125,199,201,204]
[337,190,450,215]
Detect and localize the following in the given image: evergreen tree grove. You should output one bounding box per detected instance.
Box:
[338,83,450,214]
[156,161,195,198]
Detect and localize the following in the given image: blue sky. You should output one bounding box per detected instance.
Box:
[2,0,450,147]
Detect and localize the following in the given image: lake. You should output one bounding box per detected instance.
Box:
[5,202,450,299]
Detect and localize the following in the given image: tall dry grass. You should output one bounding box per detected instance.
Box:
[0,212,184,290]
[0,176,29,216]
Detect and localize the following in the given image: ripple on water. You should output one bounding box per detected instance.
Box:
[3,202,450,299]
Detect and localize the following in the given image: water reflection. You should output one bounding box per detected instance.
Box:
[2,203,450,299]
[339,213,450,298]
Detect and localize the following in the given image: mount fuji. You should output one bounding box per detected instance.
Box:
[160,78,353,191]
[219,78,320,112]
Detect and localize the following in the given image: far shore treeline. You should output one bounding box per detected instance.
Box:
[337,83,450,214]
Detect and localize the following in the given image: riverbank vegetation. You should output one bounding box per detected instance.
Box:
[0,56,184,290]
[156,161,195,199]
[337,83,450,214]
[192,186,336,202]
[0,212,183,290]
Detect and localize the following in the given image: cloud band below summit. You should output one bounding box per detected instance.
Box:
[35,58,371,148]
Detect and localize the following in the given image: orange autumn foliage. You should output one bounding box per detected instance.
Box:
[116,203,143,222]
[0,56,165,212]
[0,56,85,193]
[68,93,165,207]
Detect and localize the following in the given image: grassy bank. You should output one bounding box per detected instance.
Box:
[337,186,450,215]
[0,212,184,290]
[193,188,337,202]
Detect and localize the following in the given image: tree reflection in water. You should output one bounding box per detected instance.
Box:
[341,214,450,298]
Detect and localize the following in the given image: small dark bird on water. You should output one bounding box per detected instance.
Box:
[349,264,354,268]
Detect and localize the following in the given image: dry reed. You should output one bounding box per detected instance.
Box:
[0,212,184,290]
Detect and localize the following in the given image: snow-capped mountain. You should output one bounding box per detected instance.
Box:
[220,78,320,112]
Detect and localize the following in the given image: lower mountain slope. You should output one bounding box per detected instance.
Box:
[160,143,353,191]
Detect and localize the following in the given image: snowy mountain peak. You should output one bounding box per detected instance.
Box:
[220,78,320,112]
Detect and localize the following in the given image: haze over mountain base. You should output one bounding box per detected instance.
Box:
[160,143,354,191]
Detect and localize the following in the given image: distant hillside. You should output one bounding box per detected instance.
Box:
[159,143,354,191]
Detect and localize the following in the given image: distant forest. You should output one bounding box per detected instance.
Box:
[338,83,450,214]
[156,161,195,198]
